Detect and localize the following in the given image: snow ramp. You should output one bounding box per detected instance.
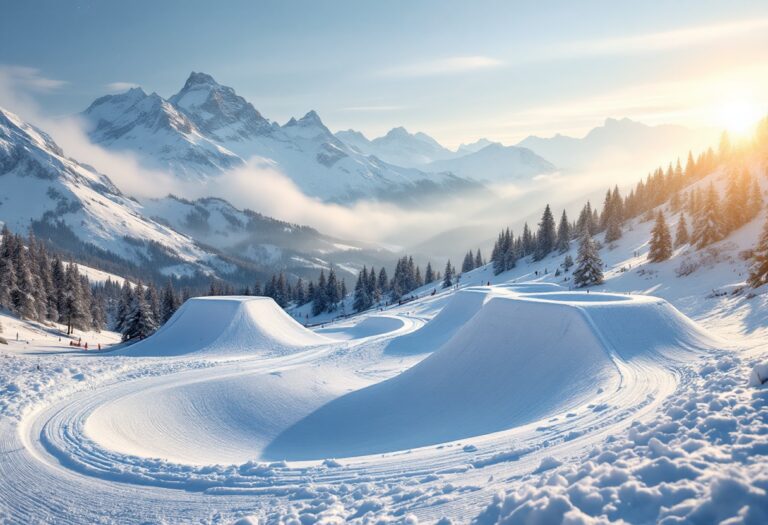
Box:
[265,292,717,460]
[384,287,496,355]
[117,296,329,358]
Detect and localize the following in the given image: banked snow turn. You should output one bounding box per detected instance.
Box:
[28,287,713,478]
[10,285,720,520]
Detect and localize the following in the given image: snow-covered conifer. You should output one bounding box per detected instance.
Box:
[573,233,604,287]
[648,211,673,262]
[675,214,690,248]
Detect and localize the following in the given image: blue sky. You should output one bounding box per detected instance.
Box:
[2,0,768,147]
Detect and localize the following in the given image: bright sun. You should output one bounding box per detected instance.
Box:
[717,99,761,135]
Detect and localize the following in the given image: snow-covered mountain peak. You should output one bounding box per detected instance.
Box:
[180,71,219,90]
[339,129,368,141]
[383,126,410,139]
[0,106,64,157]
[282,110,336,141]
[169,72,271,142]
[81,73,482,202]
[457,138,498,154]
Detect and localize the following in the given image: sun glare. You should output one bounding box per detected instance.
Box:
[717,99,762,135]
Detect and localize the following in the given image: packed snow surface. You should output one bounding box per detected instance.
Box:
[115,296,329,358]
[266,290,716,459]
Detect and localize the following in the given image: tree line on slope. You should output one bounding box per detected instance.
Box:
[0,226,107,335]
[489,122,768,288]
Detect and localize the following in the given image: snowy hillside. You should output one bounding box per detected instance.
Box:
[0,107,237,280]
[83,73,482,203]
[143,194,395,280]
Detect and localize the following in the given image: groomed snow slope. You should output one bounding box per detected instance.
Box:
[264,291,716,459]
[384,286,496,355]
[117,296,329,358]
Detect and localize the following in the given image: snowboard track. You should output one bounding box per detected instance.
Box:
[1,289,718,523]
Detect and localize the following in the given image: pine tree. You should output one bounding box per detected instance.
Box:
[648,211,673,262]
[535,205,557,260]
[114,280,134,332]
[11,239,36,319]
[424,262,434,284]
[307,281,315,305]
[521,223,534,256]
[294,278,306,305]
[556,210,571,253]
[474,249,483,268]
[275,272,288,307]
[89,289,106,331]
[160,279,181,323]
[377,267,388,294]
[461,251,475,272]
[749,177,763,220]
[62,263,87,334]
[145,283,161,323]
[604,215,622,243]
[748,214,768,287]
[326,268,340,311]
[353,268,370,313]
[573,232,604,287]
[675,214,690,247]
[312,270,327,316]
[691,183,723,249]
[0,227,16,310]
[442,260,453,289]
[122,282,158,341]
[724,169,749,233]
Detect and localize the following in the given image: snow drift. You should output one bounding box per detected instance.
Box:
[265,292,717,459]
[118,296,329,358]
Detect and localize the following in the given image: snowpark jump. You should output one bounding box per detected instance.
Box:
[1,285,727,523]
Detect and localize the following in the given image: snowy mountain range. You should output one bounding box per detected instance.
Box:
[0,107,392,283]
[335,126,457,167]
[423,142,556,184]
[83,73,482,204]
[334,127,555,183]
[142,194,395,280]
[518,117,717,172]
[0,106,235,280]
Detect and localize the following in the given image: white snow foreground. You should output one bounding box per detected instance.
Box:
[3,282,760,524]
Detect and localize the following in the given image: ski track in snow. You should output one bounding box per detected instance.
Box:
[0,284,739,525]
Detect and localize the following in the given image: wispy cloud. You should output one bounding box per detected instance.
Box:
[378,55,503,78]
[557,18,768,58]
[0,65,67,92]
[105,81,140,92]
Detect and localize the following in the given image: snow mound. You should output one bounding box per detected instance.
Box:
[118,296,329,358]
[384,287,495,354]
[265,292,717,459]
